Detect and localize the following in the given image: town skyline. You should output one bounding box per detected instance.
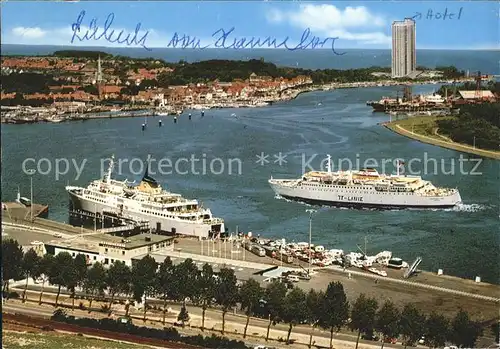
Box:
[1,1,498,50]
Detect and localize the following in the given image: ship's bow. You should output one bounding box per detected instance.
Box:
[66,186,84,210]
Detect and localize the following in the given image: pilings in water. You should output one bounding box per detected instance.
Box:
[68,209,150,236]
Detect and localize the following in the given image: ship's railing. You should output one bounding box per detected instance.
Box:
[204,218,224,224]
[418,188,458,197]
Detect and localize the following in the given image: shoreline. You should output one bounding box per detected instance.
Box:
[383,121,500,160]
[1,78,466,125]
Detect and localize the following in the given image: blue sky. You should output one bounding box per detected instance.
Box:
[1,1,498,50]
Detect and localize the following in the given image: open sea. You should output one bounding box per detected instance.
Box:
[1,45,499,284]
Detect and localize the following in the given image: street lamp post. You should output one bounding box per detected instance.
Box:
[305,209,316,276]
[27,169,36,223]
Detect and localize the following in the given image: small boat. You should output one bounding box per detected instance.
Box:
[368,267,387,277]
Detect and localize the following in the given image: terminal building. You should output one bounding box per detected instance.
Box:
[41,233,175,267]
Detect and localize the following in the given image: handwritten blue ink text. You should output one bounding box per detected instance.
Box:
[71,10,151,51]
[166,27,346,55]
[412,7,463,20]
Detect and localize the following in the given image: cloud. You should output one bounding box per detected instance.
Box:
[12,27,47,39]
[7,24,164,47]
[6,24,217,49]
[267,4,391,46]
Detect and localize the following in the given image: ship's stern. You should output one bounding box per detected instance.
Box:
[452,189,462,206]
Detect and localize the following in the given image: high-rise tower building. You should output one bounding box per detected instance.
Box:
[391,18,416,78]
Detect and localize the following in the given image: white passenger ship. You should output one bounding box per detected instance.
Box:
[66,156,224,237]
[269,156,462,208]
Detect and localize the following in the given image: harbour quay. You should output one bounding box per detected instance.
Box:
[3,211,499,325]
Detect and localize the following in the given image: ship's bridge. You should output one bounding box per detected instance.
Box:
[391,176,422,183]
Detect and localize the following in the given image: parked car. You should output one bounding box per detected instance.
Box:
[117,316,132,324]
[384,337,397,344]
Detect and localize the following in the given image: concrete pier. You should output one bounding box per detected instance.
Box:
[2,202,49,220]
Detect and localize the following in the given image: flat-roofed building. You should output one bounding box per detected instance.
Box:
[458,90,495,100]
[43,233,174,267]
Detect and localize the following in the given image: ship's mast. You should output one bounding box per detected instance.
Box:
[326,154,332,174]
[105,155,114,184]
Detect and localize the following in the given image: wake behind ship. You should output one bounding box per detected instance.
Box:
[269,156,462,209]
[66,156,224,237]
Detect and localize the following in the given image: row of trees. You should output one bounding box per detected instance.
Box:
[436,102,500,150]
[2,239,495,348]
[156,59,402,86]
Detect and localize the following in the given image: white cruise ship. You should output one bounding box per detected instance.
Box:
[269,156,462,209]
[66,156,224,237]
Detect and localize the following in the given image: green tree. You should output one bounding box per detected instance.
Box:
[48,252,75,307]
[282,286,308,344]
[306,289,324,349]
[170,258,199,310]
[399,303,426,349]
[349,294,379,349]
[177,303,190,327]
[215,267,239,335]
[68,254,88,310]
[131,255,158,322]
[375,300,401,349]
[156,257,175,325]
[425,312,449,348]
[106,261,131,315]
[450,309,483,348]
[491,321,500,344]
[21,248,42,302]
[36,254,54,305]
[196,263,216,331]
[319,281,350,349]
[2,239,24,296]
[262,280,287,342]
[239,278,263,339]
[83,262,107,312]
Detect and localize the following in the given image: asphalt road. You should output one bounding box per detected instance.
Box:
[2,289,399,349]
[5,285,498,349]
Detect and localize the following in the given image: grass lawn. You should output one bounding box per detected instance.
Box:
[2,330,155,349]
[387,115,452,139]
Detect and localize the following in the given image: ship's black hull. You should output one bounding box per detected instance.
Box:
[279,195,457,209]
